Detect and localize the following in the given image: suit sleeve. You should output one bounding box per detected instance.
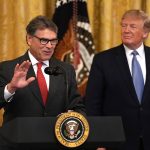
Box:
[66,64,85,114]
[85,54,105,116]
[0,62,10,108]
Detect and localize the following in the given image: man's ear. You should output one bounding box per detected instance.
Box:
[143,32,149,39]
[26,34,32,46]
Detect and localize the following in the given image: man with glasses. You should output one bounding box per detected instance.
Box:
[0,16,85,150]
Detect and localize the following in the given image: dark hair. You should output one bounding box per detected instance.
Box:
[122,9,150,32]
[26,15,58,35]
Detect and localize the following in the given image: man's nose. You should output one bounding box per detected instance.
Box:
[124,26,130,32]
[46,41,53,48]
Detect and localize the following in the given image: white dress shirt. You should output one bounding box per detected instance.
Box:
[124,44,146,84]
[28,51,50,89]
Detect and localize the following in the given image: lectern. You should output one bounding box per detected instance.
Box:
[0,116,125,149]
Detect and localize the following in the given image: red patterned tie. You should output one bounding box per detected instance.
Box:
[37,63,48,105]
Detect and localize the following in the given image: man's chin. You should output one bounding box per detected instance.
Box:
[43,54,53,60]
[123,40,132,45]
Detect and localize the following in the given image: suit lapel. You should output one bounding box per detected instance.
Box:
[45,57,63,107]
[46,57,56,106]
[142,46,150,103]
[46,74,57,107]
[22,52,44,107]
[115,45,139,103]
[27,66,44,106]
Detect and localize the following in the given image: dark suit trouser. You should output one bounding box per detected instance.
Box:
[139,138,144,150]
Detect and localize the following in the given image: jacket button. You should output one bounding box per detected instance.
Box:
[140,107,143,111]
[44,112,48,116]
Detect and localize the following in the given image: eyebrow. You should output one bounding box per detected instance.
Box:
[39,37,58,40]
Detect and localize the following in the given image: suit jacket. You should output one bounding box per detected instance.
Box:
[0,51,85,124]
[85,44,150,150]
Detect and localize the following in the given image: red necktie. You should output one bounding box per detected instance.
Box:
[37,63,48,105]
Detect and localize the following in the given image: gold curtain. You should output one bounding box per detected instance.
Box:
[0,0,55,125]
[0,0,150,125]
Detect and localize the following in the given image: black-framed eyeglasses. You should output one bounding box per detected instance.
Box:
[33,35,58,45]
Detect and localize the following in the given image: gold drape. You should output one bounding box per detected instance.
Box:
[0,0,150,125]
[0,0,47,61]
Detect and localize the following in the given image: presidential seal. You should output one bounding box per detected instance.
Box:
[55,111,89,148]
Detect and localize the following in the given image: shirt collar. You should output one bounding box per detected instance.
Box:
[124,43,145,58]
[28,51,49,66]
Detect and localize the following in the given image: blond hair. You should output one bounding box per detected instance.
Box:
[122,9,150,32]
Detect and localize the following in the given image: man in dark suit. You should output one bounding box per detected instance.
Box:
[85,10,150,150]
[0,16,85,150]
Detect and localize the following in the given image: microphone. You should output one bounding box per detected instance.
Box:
[44,66,63,75]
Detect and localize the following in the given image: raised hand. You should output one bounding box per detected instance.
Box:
[7,60,35,93]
